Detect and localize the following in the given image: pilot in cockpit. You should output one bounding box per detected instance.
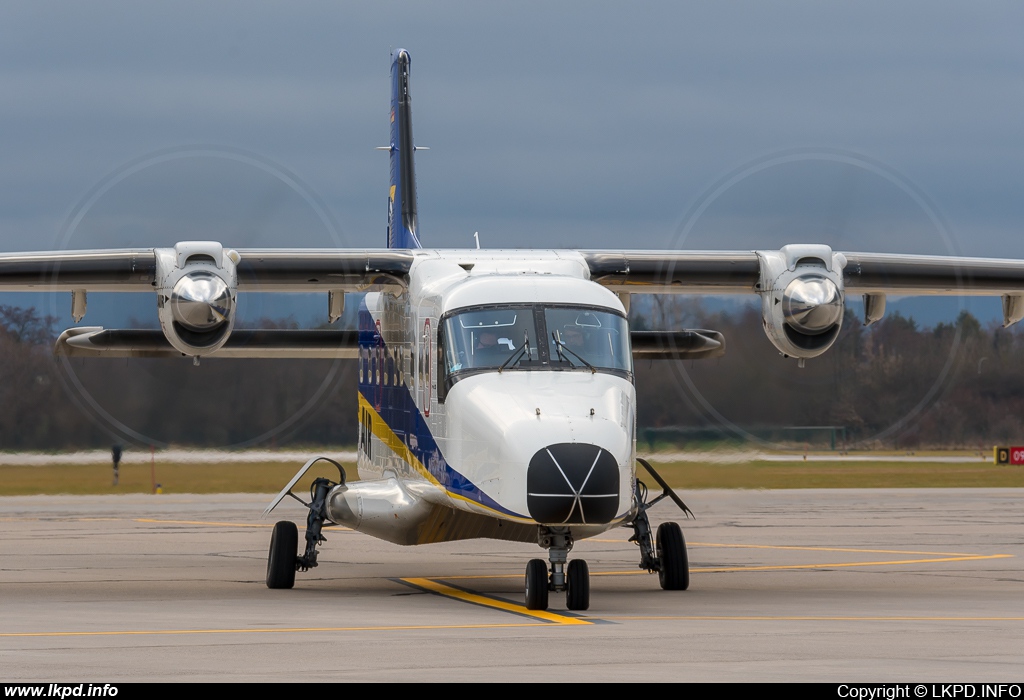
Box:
[474,329,505,363]
[562,326,586,352]
[476,329,497,349]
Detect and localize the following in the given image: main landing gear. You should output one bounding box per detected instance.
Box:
[264,457,345,590]
[523,459,694,612]
[627,457,693,590]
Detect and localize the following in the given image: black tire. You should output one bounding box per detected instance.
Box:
[266,520,298,589]
[657,521,689,591]
[565,559,590,611]
[525,558,549,610]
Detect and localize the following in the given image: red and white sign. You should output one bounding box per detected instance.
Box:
[994,446,1024,465]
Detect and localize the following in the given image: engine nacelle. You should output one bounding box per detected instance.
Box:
[155,242,239,357]
[756,244,847,360]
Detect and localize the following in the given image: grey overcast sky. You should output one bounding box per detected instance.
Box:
[1,1,1022,258]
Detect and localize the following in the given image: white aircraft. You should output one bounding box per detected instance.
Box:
[3,49,1024,611]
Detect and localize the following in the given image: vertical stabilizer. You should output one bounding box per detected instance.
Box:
[387,49,421,249]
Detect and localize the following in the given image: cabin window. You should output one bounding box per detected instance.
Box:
[421,319,432,416]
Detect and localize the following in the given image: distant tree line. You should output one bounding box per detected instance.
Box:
[632,297,1024,449]
[2,300,1023,450]
[0,305,357,450]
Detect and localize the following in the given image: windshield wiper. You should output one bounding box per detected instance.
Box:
[498,330,531,373]
[552,332,596,373]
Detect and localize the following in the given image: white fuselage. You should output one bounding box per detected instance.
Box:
[331,250,639,545]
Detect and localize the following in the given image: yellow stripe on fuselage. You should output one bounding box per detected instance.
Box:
[359,390,440,488]
[357,391,534,523]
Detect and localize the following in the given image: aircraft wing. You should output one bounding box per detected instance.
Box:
[0,249,158,292]
[584,245,1024,360]
[7,242,1024,362]
[0,247,414,292]
[583,251,761,294]
[0,244,413,359]
[840,252,1024,296]
[582,249,1024,296]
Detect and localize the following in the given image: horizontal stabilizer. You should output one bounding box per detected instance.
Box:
[55,327,360,359]
[630,330,725,360]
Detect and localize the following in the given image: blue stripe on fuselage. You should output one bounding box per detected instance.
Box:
[358,299,523,519]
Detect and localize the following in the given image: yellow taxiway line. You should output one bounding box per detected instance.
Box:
[0,623,556,639]
[7,518,1011,627]
[688,541,987,556]
[680,553,1011,574]
[442,546,1011,580]
[134,518,275,528]
[399,577,591,625]
[602,615,1024,622]
[5,615,1020,640]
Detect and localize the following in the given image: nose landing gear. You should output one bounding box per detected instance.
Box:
[525,526,590,611]
[522,459,692,611]
[565,558,590,610]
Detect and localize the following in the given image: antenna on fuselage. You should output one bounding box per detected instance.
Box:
[474,232,480,249]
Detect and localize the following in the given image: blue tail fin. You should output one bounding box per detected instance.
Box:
[387,49,421,249]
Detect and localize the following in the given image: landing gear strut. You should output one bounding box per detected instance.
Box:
[626,457,693,590]
[524,526,590,611]
[296,477,334,572]
[264,457,345,589]
[266,477,334,589]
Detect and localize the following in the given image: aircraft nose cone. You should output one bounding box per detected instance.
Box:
[527,443,620,525]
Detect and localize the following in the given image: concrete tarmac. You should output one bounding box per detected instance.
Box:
[1,489,1021,682]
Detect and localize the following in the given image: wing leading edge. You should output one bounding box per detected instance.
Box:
[0,248,413,293]
[582,249,1024,297]
[7,247,1024,296]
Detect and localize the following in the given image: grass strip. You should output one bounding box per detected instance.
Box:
[1,458,1022,495]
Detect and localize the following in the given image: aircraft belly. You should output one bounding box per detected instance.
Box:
[325,478,535,545]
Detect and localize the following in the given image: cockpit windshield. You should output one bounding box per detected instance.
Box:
[442,307,540,372]
[441,304,631,377]
[545,307,631,372]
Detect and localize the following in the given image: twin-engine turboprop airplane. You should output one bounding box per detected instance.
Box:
[4,49,1024,611]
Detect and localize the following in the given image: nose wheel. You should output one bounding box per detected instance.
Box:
[525,558,548,610]
[565,558,590,610]
[524,527,590,611]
